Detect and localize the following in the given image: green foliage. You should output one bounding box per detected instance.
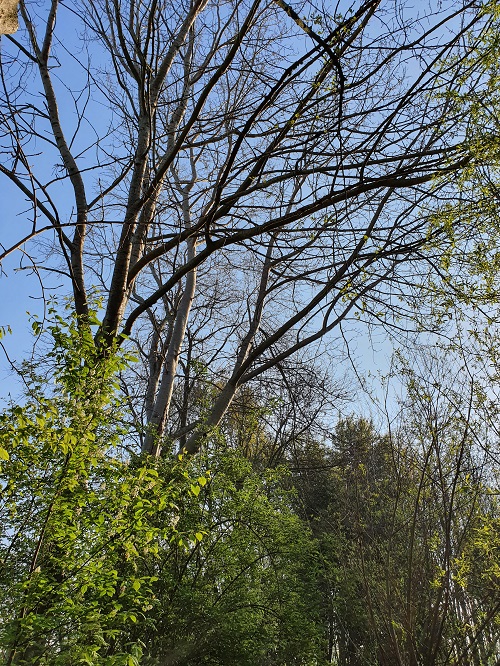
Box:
[0,310,322,666]
[130,448,322,665]
[292,412,500,665]
[291,420,398,665]
[0,312,200,665]
[1,310,498,666]
[421,0,500,322]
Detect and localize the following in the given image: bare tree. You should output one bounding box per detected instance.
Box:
[0,0,491,454]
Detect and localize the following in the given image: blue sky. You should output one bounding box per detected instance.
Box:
[0,1,439,413]
[0,6,85,399]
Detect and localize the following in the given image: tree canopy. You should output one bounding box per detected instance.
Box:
[1,0,500,664]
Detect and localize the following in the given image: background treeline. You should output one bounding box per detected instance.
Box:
[0,320,498,665]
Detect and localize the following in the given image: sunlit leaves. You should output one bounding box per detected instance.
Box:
[0,311,204,664]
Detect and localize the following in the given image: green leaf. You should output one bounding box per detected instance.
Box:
[0,325,12,340]
[190,484,200,496]
[0,446,9,460]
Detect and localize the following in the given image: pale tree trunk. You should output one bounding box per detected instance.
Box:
[144,322,169,424]
[142,241,197,456]
[142,164,198,456]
